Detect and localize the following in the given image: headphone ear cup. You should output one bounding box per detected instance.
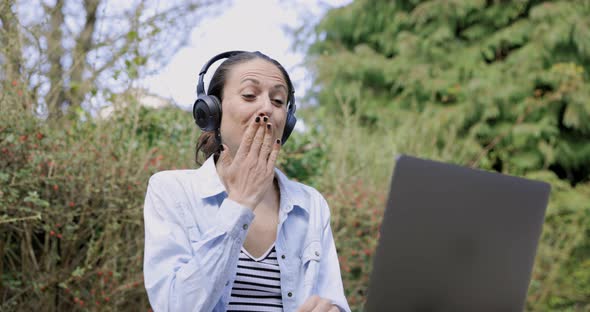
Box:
[210,95,221,111]
[281,112,297,145]
[193,95,222,131]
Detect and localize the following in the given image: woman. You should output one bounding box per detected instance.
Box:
[143,51,350,312]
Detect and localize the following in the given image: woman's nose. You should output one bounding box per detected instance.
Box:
[258,95,274,117]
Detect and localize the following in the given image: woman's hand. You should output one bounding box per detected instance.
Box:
[296,295,340,312]
[217,115,281,210]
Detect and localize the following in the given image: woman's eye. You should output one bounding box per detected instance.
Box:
[273,99,284,105]
[242,94,256,100]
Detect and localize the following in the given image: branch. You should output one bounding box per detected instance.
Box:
[45,0,66,119]
[88,0,213,81]
[67,0,100,109]
[0,0,24,80]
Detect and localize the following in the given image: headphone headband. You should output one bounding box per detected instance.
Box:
[196,50,247,96]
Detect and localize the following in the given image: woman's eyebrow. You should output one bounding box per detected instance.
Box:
[240,78,260,85]
[273,84,288,93]
[241,78,287,93]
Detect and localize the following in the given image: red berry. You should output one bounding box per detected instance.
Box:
[68,201,75,207]
[57,234,62,239]
[50,230,55,236]
[53,185,59,191]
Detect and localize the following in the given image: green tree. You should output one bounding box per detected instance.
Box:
[308,0,590,183]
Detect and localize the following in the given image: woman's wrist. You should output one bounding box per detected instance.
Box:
[227,193,256,210]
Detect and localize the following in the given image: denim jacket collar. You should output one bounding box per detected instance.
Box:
[193,155,309,214]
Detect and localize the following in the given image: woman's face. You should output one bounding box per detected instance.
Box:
[219,58,289,156]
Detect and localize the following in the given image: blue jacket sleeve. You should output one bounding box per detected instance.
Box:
[317,196,351,312]
[143,174,254,312]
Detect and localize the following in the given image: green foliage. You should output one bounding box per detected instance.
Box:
[0,89,197,310]
[303,0,590,310]
[277,125,328,188]
[308,0,590,182]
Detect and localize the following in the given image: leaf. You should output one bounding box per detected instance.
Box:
[0,172,10,182]
[71,266,85,278]
[133,56,147,66]
[127,30,138,41]
[23,191,49,207]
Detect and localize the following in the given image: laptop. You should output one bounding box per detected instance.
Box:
[364,155,551,312]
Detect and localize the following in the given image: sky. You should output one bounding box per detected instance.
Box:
[141,0,352,115]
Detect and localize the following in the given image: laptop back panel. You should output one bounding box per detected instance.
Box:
[364,155,550,312]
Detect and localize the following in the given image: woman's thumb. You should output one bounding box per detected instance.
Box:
[219,144,232,166]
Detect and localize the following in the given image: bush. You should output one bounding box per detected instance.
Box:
[0,89,196,311]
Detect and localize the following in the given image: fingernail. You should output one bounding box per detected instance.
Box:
[263,116,268,122]
[276,139,281,144]
[266,123,271,130]
[255,116,260,123]
[220,144,225,151]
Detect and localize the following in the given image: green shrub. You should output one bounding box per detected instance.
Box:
[0,89,196,310]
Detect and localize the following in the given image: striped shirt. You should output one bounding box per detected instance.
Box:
[227,245,283,312]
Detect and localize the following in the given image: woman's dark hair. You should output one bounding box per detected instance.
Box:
[195,51,294,165]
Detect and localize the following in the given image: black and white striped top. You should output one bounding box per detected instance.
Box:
[227,245,283,312]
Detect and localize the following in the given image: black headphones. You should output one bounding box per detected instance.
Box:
[192,50,297,145]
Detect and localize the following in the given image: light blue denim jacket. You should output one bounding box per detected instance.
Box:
[143,155,350,312]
